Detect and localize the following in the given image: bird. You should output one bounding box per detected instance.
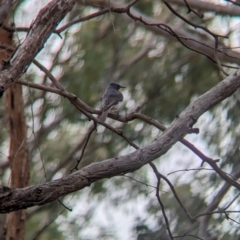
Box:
[99,82,125,122]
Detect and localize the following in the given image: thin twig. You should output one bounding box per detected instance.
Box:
[25,82,48,181]
[122,174,161,191]
[162,0,229,76]
[174,234,203,239]
[120,8,236,70]
[150,162,174,240]
[183,0,203,18]
[31,209,65,240]
[16,76,240,195]
[168,167,214,176]
[57,198,72,211]
[225,0,240,6]
[213,37,229,76]
[56,9,110,33]
[47,136,88,181]
[57,0,140,34]
[32,59,65,90]
[226,214,240,225]
[163,0,226,38]
[16,79,236,191]
[223,192,240,211]
[149,162,194,222]
[70,123,97,172]
[173,224,201,239]
[194,210,240,220]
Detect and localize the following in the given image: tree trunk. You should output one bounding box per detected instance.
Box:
[0,24,29,240]
[4,83,29,240]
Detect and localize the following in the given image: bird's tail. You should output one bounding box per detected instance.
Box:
[99,109,109,122]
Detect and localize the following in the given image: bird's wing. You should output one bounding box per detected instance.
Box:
[102,91,123,111]
[102,95,118,111]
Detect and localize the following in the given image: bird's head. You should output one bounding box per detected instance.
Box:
[109,82,125,91]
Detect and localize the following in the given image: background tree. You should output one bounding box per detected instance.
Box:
[0,1,29,239]
[1,0,240,239]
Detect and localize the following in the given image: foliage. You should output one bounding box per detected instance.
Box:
[1,0,240,239]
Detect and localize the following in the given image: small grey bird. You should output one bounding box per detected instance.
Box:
[99,82,125,122]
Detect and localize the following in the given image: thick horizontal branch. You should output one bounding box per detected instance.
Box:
[168,0,240,16]
[0,0,76,93]
[17,78,240,194]
[1,0,240,95]
[1,70,240,213]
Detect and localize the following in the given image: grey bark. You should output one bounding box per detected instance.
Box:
[0,0,76,93]
[1,70,240,213]
[82,0,240,65]
[168,0,240,16]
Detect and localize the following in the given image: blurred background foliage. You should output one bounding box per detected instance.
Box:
[1,0,240,239]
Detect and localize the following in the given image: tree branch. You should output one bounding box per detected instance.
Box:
[82,0,240,65]
[150,162,173,240]
[0,0,12,25]
[16,73,240,196]
[168,0,240,16]
[0,0,76,93]
[224,0,240,7]
[1,70,240,212]
[197,164,240,238]
[182,0,203,18]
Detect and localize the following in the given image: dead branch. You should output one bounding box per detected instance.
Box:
[16,71,240,195]
[1,70,240,212]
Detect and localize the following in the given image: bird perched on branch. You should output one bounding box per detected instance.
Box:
[99,82,125,122]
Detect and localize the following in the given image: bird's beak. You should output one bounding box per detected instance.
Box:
[119,86,125,92]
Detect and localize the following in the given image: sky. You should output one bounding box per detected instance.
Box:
[10,0,240,239]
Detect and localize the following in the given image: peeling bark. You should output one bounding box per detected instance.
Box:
[0,70,240,213]
[0,13,29,240]
[0,0,76,93]
[4,82,29,240]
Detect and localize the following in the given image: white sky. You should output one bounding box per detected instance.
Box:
[11,0,240,239]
